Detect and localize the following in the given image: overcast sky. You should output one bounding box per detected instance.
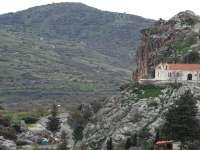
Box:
[0,0,200,20]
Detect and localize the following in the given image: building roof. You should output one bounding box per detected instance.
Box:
[156,140,173,145]
[167,64,200,70]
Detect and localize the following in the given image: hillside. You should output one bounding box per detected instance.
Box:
[82,11,200,150]
[83,84,200,149]
[134,10,200,79]
[0,3,153,109]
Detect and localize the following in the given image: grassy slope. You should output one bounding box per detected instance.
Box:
[0,3,153,109]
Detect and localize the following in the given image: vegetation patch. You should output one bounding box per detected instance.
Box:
[78,83,97,92]
[1,109,48,125]
[140,85,162,98]
[173,36,197,55]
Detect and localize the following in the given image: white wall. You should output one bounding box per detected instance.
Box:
[155,69,200,81]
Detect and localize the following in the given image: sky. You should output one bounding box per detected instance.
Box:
[0,0,200,20]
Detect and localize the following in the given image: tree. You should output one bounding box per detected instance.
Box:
[46,104,61,133]
[154,130,160,144]
[131,134,137,146]
[106,137,113,150]
[184,51,200,63]
[125,138,132,150]
[72,125,84,148]
[125,134,137,150]
[162,90,200,148]
[57,131,69,150]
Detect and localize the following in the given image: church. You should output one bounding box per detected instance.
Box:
[155,63,200,82]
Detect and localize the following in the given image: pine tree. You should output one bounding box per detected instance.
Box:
[106,137,113,150]
[125,134,137,150]
[46,104,61,133]
[162,90,200,148]
[72,125,84,148]
[125,138,132,150]
[131,134,137,146]
[57,131,69,150]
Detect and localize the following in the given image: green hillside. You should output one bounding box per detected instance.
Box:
[0,3,153,110]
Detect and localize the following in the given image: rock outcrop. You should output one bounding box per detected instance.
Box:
[82,11,200,150]
[134,10,200,80]
[0,136,17,150]
[83,84,200,150]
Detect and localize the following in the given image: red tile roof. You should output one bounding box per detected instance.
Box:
[156,140,173,145]
[167,64,200,70]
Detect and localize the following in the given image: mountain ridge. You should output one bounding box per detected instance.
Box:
[0,2,153,109]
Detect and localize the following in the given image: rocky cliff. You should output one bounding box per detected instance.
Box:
[83,84,200,150]
[82,11,200,150]
[134,10,200,80]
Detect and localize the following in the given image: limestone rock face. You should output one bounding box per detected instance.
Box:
[83,85,200,150]
[0,136,17,150]
[134,11,200,80]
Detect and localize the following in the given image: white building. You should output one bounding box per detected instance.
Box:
[155,63,200,82]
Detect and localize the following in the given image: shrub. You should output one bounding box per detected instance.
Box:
[119,82,139,91]
[130,110,142,123]
[0,115,11,127]
[57,131,69,150]
[169,82,182,89]
[68,110,87,128]
[148,101,158,108]
[141,141,154,150]
[0,126,17,140]
[3,111,40,126]
[0,105,5,110]
[90,100,102,113]
[183,51,200,63]
[22,115,39,124]
[138,128,151,141]
[79,83,96,92]
[125,134,138,149]
[140,85,161,98]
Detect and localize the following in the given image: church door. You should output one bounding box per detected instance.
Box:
[187,74,192,80]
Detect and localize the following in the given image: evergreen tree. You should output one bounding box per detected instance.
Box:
[154,130,160,144]
[125,138,132,150]
[131,134,137,146]
[106,137,113,150]
[46,104,61,133]
[57,131,69,150]
[162,90,200,148]
[72,125,84,147]
[125,134,137,150]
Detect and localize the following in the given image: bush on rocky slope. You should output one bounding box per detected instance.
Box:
[82,83,200,150]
